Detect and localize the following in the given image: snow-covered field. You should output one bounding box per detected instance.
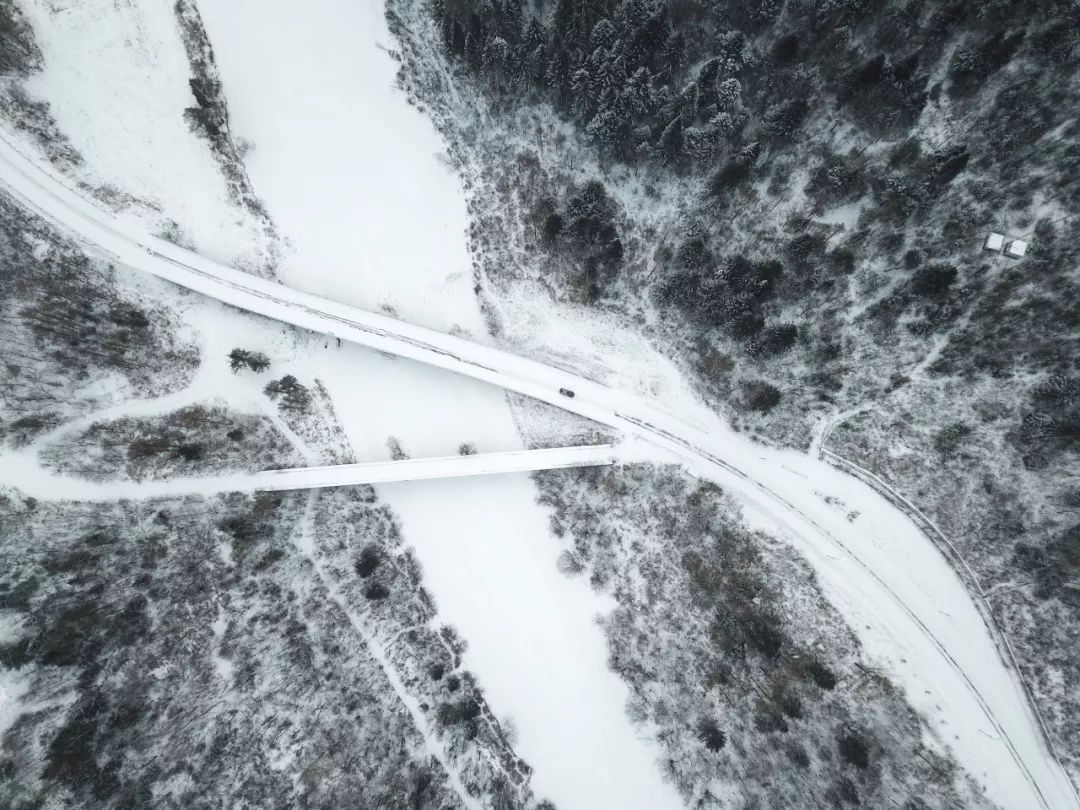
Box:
[5,96,1078,805]
[179,2,681,807]
[15,0,272,271]
[3,1,1078,809]
[1,0,682,801]
[6,117,1075,807]
[199,0,481,335]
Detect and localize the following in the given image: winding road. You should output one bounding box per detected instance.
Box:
[0,130,1076,810]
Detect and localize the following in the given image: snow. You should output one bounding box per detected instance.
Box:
[887,440,914,459]
[2,126,1076,808]
[293,492,485,810]
[1005,239,1029,258]
[0,666,31,740]
[382,473,682,810]
[3,3,1076,808]
[15,0,271,269]
[0,444,619,501]
[211,604,234,683]
[682,438,1077,810]
[0,611,23,644]
[197,0,481,336]
[814,200,865,230]
[486,280,715,424]
[173,3,683,807]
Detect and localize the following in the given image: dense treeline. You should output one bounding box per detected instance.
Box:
[430,0,1080,425]
[175,0,276,240]
[535,464,989,808]
[0,0,41,75]
[37,405,301,481]
[0,486,541,808]
[0,195,198,449]
[433,0,1074,166]
[410,0,1080,785]
[431,0,1080,412]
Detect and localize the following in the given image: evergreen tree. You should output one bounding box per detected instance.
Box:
[228,348,270,374]
[717,78,742,111]
[571,67,594,120]
[586,108,629,155]
[545,47,573,106]
[676,80,700,125]
[696,56,721,97]
[482,35,509,74]
[658,116,684,164]
[685,125,718,164]
[623,66,654,120]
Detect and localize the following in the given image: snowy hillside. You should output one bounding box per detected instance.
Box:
[0,1,1077,809]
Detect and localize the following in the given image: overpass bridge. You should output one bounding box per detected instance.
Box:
[1,445,620,502]
[0,128,1074,810]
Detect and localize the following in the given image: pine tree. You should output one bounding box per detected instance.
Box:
[697,56,721,96]
[676,80,700,125]
[622,66,654,120]
[482,36,509,74]
[228,348,270,374]
[658,116,684,164]
[592,53,627,101]
[553,0,575,40]
[685,126,719,164]
[586,108,630,155]
[571,67,594,120]
[545,47,573,108]
[717,78,742,111]
[590,19,617,50]
[697,719,727,752]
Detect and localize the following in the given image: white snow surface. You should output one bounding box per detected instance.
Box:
[0,666,31,740]
[198,0,482,336]
[16,0,270,270]
[1,3,1077,808]
[813,199,866,230]
[86,2,680,807]
[381,473,663,809]
[0,444,619,500]
[0,127,1075,809]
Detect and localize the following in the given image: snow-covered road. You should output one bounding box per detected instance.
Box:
[0,129,1076,810]
[0,444,619,501]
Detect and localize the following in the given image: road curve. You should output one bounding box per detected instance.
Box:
[0,130,1074,810]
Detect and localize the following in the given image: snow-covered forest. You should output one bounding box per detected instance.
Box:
[1,0,1078,808]
[0,188,539,807]
[393,0,1080,793]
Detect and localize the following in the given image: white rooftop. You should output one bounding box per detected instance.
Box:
[1005,239,1028,258]
[984,232,1005,251]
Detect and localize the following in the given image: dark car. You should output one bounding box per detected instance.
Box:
[558,387,575,398]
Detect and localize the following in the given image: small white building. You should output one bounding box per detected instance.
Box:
[984,232,1005,252]
[1004,239,1029,259]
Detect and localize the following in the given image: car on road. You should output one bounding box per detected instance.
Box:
[559,387,575,398]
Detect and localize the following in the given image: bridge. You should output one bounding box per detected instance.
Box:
[0,130,1074,810]
[1,444,620,502]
